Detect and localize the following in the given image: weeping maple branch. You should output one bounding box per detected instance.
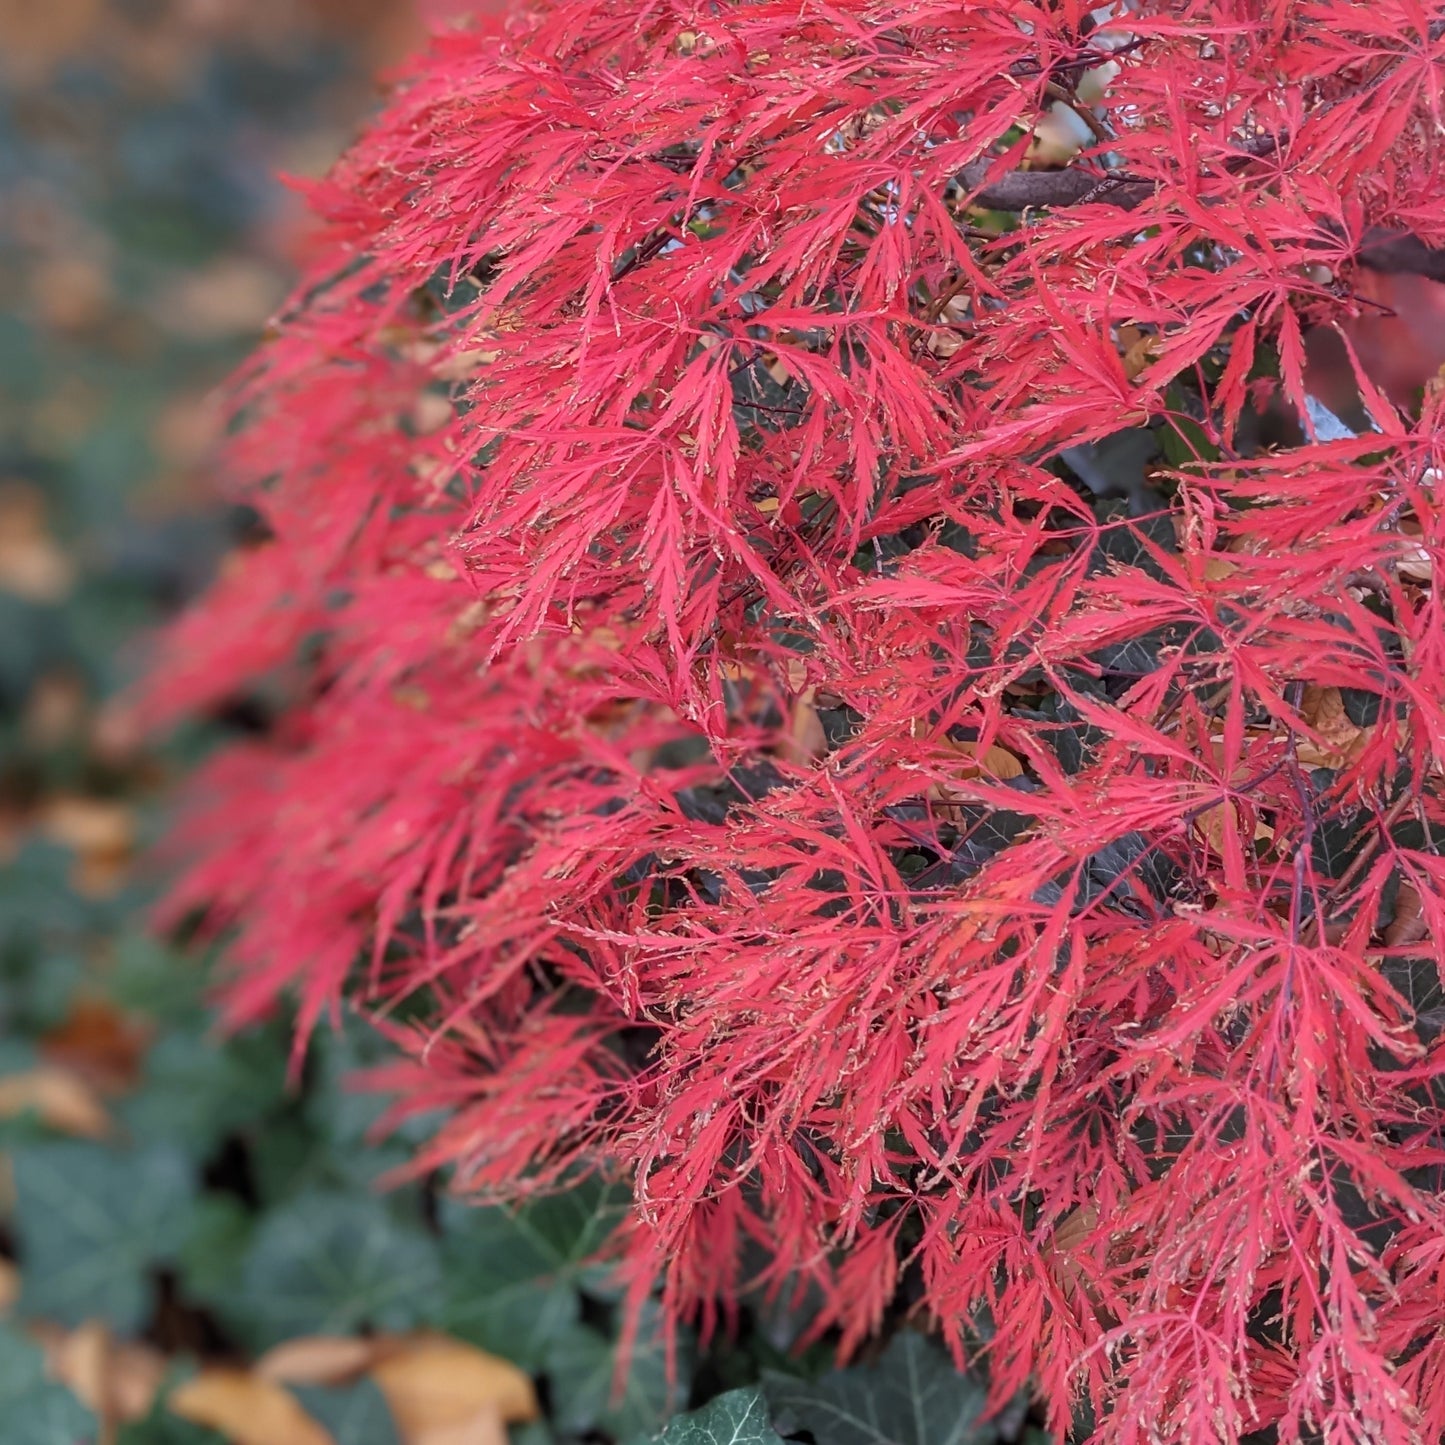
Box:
[956,150,1445,280]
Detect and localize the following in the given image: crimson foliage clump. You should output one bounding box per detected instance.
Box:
[150,2,1445,1439]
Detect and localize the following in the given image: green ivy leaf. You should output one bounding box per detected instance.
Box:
[0,1322,98,1445]
[116,1403,227,1445]
[1310,804,1368,881]
[177,1192,254,1312]
[633,1388,784,1445]
[120,1024,289,1162]
[246,1114,330,1205]
[115,1364,227,1444]
[291,1379,402,1445]
[105,936,210,1030]
[510,1422,558,1445]
[231,1191,441,1349]
[547,1300,691,1439]
[763,1333,995,1445]
[438,1178,627,1367]
[306,1019,439,1188]
[11,1142,193,1332]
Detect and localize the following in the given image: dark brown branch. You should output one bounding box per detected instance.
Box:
[1358,228,1445,283]
[956,158,1152,212]
[956,157,1445,282]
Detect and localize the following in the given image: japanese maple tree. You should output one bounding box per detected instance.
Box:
[146,0,1445,1439]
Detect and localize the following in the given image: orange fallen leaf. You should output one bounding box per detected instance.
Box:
[931,735,1024,792]
[169,1370,331,1445]
[1296,686,1367,767]
[0,1067,110,1137]
[0,0,103,84]
[106,1339,168,1427]
[41,997,150,1094]
[39,796,136,898]
[49,1322,112,1425]
[37,1320,167,1441]
[164,257,285,341]
[1197,800,1237,855]
[783,687,827,766]
[416,1405,509,1445]
[22,670,87,749]
[256,1335,379,1387]
[1118,326,1161,381]
[370,1333,539,1442]
[0,482,74,603]
[1041,1204,1105,1313]
[1384,881,1428,949]
[979,744,1024,780]
[32,255,111,333]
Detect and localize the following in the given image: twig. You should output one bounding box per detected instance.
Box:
[956,158,1153,212]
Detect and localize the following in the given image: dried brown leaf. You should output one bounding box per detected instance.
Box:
[169,1370,332,1445]
[256,1336,380,1388]
[370,1333,539,1441]
[416,1405,509,1445]
[0,1067,110,1138]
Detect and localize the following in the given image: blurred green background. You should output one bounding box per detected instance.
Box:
[0,6,501,1440]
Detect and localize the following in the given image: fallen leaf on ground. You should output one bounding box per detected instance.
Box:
[1385,881,1429,948]
[1296,685,1367,766]
[40,997,150,1094]
[416,1405,508,1445]
[370,1333,539,1441]
[0,0,103,83]
[170,1370,332,1445]
[0,1258,18,1314]
[256,1335,379,1387]
[22,670,87,749]
[1197,800,1237,856]
[0,1067,110,1137]
[39,796,136,898]
[0,482,74,602]
[783,688,827,765]
[35,1319,167,1440]
[163,257,286,340]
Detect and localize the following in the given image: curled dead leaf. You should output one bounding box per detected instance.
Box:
[0,1067,110,1138]
[22,670,87,749]
[1197,800,1237,855]
[40,997,150,1094]
[170,1370,332,1445]
[370,1332,539,1441]
[1384,881,1428,948]
[164,258,285,341]
[1118,325,1161,380]
[1026,103,1092,168]
[931,736,1024,795]
[783,687,827,765]
[40,796,135,898]
[1297,686,1367,767]
[412,393,455,434]
[415,1405,509,1445]
[0,482,74,603]
[36,1320,166,1441]
[256,1335,379,1387]
[1042,1205,1106,1313]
